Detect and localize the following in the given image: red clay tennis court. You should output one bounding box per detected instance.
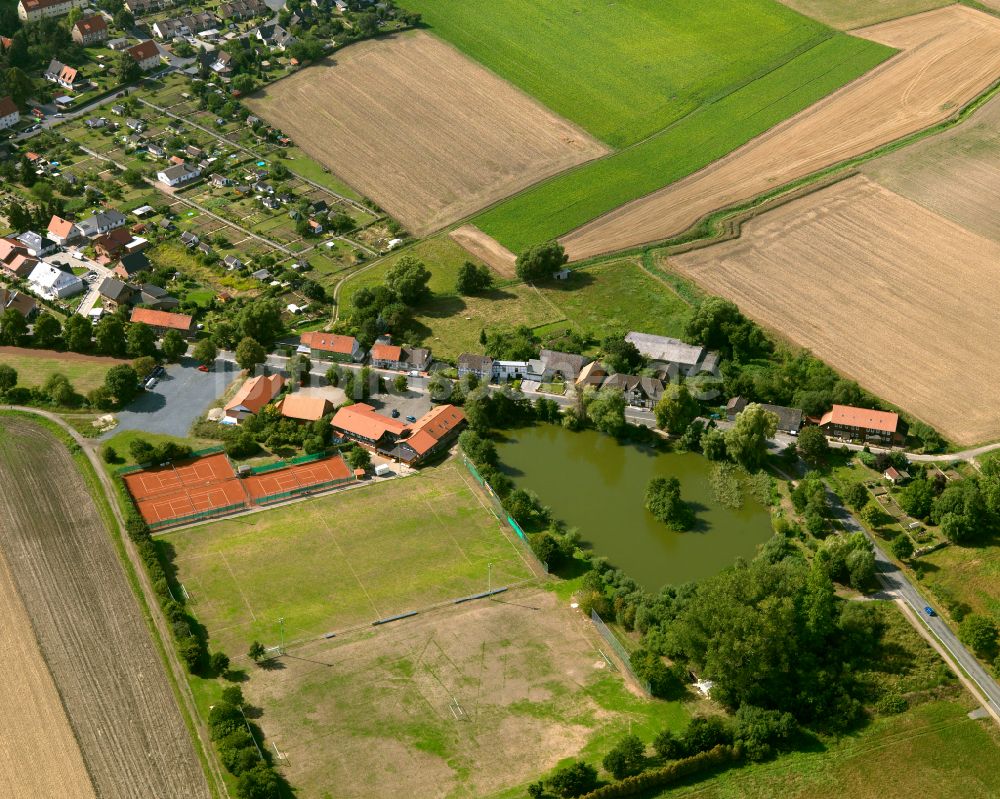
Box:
[123,454,248,527]
[244,454,353,502]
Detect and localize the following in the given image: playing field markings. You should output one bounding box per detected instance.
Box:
[221,551,258,622]
[309,504,383,620]
[424,499,474,566]
[456,468,537,572]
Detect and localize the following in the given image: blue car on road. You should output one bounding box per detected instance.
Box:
[924,606,936,617]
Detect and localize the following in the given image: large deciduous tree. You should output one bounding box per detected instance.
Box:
[515,241,567,283]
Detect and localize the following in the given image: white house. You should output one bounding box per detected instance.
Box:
[157,162,201,187]
[78,209,128,238]
[0,96,20,130]
[18,0,82,22]
[126,40,161,72]
[28,262,84,299]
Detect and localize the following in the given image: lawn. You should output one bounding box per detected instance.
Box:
[102,429,220,466]
[920,536,1000,620]
[162,459,536,654]
[473,34,892,252]
[404,0,836,148]
[0,347,125,393]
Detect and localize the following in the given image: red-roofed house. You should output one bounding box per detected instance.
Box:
[818,404,900,446]
[94,226,133,258]
[72,15,108,45]
[126,40,161,71]
[5,254,38,278]
[0,95,19,130]
[225,374,285,421]
[369,341,432,372]
[18,0,82,22]
[275,393,331,422]
[44,59,81,90]
[0,238,26,265]
[389,404,465,464]
[330,403,406,451]
[130,307,195,337]
[299,331,363,362]
[47,215,81,245]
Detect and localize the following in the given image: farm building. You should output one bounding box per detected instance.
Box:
[224,374,285,421]
[624,332,719,376]
[330,403,407,451]
[299,331,363,362]
[600,374,664,409]
[387,404,466,465]
[457,353,494,382]
[537,349,590,381]
[759,403,803,435]
[275,393,332,422]
[369,342,431,372]
[130,307,195,337]
[575,361,608,388]
[818,404,901,446]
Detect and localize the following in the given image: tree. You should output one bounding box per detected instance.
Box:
[2,68,34,107]
[899,478,935,519]
[236,763,281,799]
[860,500,888,529]
[393,374,408,393]
[231,74,256,95]
[645,476,694,531]
[796,426,830,465]
[286,353,310,387]
[0,363,16,394]
[482,325,538,361]
[210,651,231,676]
[601,334,643,374]
[724,404,778,470]
[32,313,61,348]
[247,641,266,662]
[236,300,283,347]
[347,445,371,472]
[548,761,597,798]
[844,481,869,511]
[959,615,998,659]
[732,705,797,762]
[890,534,914,561]
[684,296,768,360]
[129,437,156,463]
[42,372,78,406]
[652,729,686,760]
[385,255,431,305]
[655,383,699,434]
[126,321,157,358]
[115,51,142,83]
[94,315,127,357]
[193,338,218,366]
[113,8,134,29]
[515,241,567,283]
[846,547,875,590]
[455,261,494,295]
[64,315,92,352]
[701,427,727,461]
[584,384,626,436]
[235,337,266,372]
[458,430,498,467]
[602,733,645,780]
[103,363,139,406]
[0,308,27,345]
[161,329,188,362]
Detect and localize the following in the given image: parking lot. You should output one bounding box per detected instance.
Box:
[101,357,238,439]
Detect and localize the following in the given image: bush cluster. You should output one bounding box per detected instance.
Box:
[208,687,285,799]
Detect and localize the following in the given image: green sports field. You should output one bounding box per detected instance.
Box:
[473,35,892,252]
[161,459,535,654]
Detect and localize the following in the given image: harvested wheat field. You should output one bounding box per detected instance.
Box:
[449,225,517,277]
[778,0,949,29]
[247,32,607,236]
[863,92,1000,243]
[0,546,95,799]
[0,419,210,799]
[671,176,1000,446]
[563,5,1000,260]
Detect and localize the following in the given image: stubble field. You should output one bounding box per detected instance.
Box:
[671,175,1000,445]
[0,546,95,799]
[777,0,948,29]
[0,419,210,799]
[246,32,607,236]
[562,5,1000,260]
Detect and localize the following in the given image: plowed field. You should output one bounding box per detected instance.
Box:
[563,5,1000,260]
[671,176,1000,445]
[246,32,607,236]
[0,420,210,799]
[449,225,517,278]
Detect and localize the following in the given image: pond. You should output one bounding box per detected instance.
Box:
[496,425,774,591]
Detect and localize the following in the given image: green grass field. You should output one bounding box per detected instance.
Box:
[162,459,534,654]
[473,35,892,252]
[0,348,123,393]
[403,0,835,148]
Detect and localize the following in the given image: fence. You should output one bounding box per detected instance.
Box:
[591,610,651,695]
[462,455,548,573]
[148,501,248,531]
[254,475,354,506]
[191,445,225,457]
[117,445,227,475]
[248,450,330,476]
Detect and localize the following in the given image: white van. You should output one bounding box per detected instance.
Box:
[145,377,158,390]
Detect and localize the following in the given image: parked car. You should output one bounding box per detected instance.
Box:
[405,415,417,423]
[197,364,210,372]
[144,377,158,390]
[924,606,936,617]
[390,408,400,418]
[152,365,166,378]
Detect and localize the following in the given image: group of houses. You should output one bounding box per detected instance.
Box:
[297,331,431,372]
[726,396,902,445]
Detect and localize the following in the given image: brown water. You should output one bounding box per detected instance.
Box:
[496,425,773,591]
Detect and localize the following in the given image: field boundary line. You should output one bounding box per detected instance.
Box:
[310,504,384,621]
[220,552,258,623]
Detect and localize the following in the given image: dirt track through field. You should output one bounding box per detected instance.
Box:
[671,175,1000,445]
[0,420,210,799]
[449,225,517,278]
[247,32,608,236]
[563,5,1000,260]
[0,546,95,799]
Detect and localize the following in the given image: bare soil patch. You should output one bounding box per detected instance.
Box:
[450,224,517,278]
[671,175,1000,445]
[245,587,649,799]
[777,0,949,29]
[0,420,210,799]
[0,547,95,799]
[563,5,1000,260]
[863,91,1000,242]
[247,32,608,236]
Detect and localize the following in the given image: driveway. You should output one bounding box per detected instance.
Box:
[101,357,237,439]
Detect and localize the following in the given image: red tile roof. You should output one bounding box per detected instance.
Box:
[402,404,465,455]
[819,404,898,434]
[130,307,194,331]
[0,238,25,264]
[0,96,17,118]
[370,343,402,362]
[127,40,159,63]
[47,215,76,239]
[275,394,331,421]
[331,403,406,441]
[74,15,108,35]
[225,374,285,416]
[22,0,71,11]
[300,331,358,356]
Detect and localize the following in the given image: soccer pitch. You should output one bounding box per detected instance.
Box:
[161,459,534,655]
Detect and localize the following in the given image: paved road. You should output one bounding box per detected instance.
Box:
[826,489,1000,722]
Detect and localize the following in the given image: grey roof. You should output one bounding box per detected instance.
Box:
[625,332,704,367]
[78,209,126,236]
[539,349,589,378]
[758,403,803,434]
[98,276,133,301]
[601,373,664,402]
[118,252,151,275]
[160,163,197,181]
[458,353,493,371]
[405,347,430,366]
